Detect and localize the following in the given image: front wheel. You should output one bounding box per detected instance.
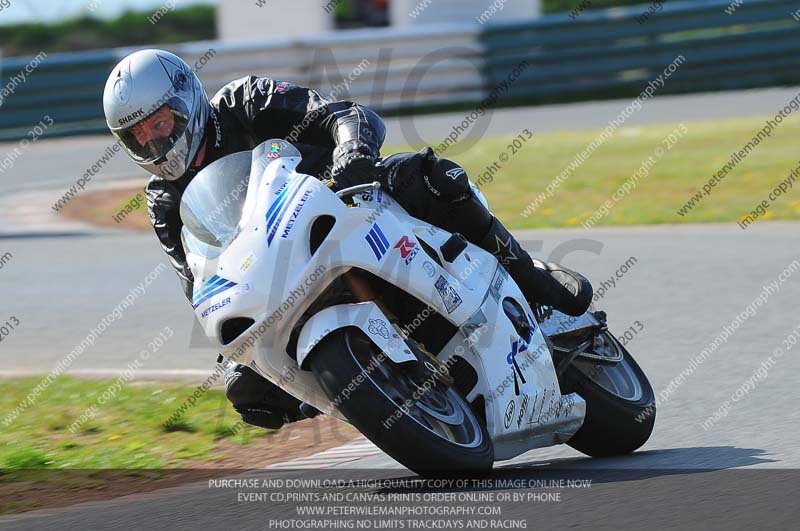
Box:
[559,330,656,457]
[308,327,493,476]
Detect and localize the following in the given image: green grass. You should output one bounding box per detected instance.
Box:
[0,377,268,472]
[396,114,800,229]
[71,114,800,231]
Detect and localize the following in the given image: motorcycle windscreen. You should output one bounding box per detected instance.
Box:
[179,151,251,252]
[179,139,304,256]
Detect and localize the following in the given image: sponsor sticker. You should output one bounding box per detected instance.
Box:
[201,297,231,318]
[526,391,539,425]
[266,141,282,159]
[423,261,436,278]
[394,235,419,265]
[281,189,312,240]
[489,266,507,302]
[504,400,515,429]
[368,318,390,340]
[435,275,463,313]
[517,394,530,429]
[266,175,312,246]
[241,252,256,271]
[359,189,384,203]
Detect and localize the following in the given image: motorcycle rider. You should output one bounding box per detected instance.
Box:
[103,49,592,430]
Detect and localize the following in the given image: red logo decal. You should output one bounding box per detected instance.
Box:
[394,236,419,266]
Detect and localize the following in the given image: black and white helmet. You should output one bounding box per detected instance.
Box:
[103,49,209,180]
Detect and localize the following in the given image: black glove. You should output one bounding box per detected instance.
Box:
[331,139,379,189]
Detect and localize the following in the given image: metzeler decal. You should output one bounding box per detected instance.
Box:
[265,175,311,246]
[201,297,231,318]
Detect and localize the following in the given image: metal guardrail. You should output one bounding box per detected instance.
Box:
[1,0,799,141]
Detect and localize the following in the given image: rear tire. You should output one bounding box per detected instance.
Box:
[308,327,493,476]
[560,331,655,457]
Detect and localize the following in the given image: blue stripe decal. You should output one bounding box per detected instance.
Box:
[192,275,226,300]
[265,185,292,229]
[365,224,389,261]
[267,175,310,246]
[374,224,390,250]
[365,233,382,260]
[265,175,307,230]
[266,179,304,229]
[266,175,308,231]
[192,275,220,299]
[193,281,237,309]
[192,276,237,308]
[370,230,385,254]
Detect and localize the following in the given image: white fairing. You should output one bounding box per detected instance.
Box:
[182,140,585,460]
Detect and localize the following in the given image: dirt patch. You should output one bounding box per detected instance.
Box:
[198,415,359,469]
[59,185,151,231]
[0,416,360,515]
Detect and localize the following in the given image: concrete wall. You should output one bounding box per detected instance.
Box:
[217,0,333,43]
[391,0,541,27]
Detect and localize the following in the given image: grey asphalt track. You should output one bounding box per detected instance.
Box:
[2,223,799,468]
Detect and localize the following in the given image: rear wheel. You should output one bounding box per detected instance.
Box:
[308,327,493,476]
[559,330,655,457]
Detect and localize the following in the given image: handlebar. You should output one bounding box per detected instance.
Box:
[335,181,382,199]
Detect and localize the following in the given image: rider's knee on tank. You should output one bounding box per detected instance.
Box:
[380,147,493,242]
[421,152,473,203]
[381,147,465,201]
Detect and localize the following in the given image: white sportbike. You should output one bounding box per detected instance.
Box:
[181,139,655,475]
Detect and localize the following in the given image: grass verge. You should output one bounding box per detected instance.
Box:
[60,115,800,230]
[1,377,253,471]
[0,377,357,514]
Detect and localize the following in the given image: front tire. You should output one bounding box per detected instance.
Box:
[308,327,493,476]
[559,331,655,457]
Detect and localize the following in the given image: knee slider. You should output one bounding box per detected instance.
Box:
[423,155,472,203]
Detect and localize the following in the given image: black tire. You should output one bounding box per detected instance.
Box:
[559,331,655,457]
[308,327,493,476]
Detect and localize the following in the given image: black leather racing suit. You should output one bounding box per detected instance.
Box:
[145,76,592,430]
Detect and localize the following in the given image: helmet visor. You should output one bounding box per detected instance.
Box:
[113,98,190,164]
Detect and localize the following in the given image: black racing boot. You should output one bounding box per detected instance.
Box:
[477,216,593,316]
[224,364,307,429]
